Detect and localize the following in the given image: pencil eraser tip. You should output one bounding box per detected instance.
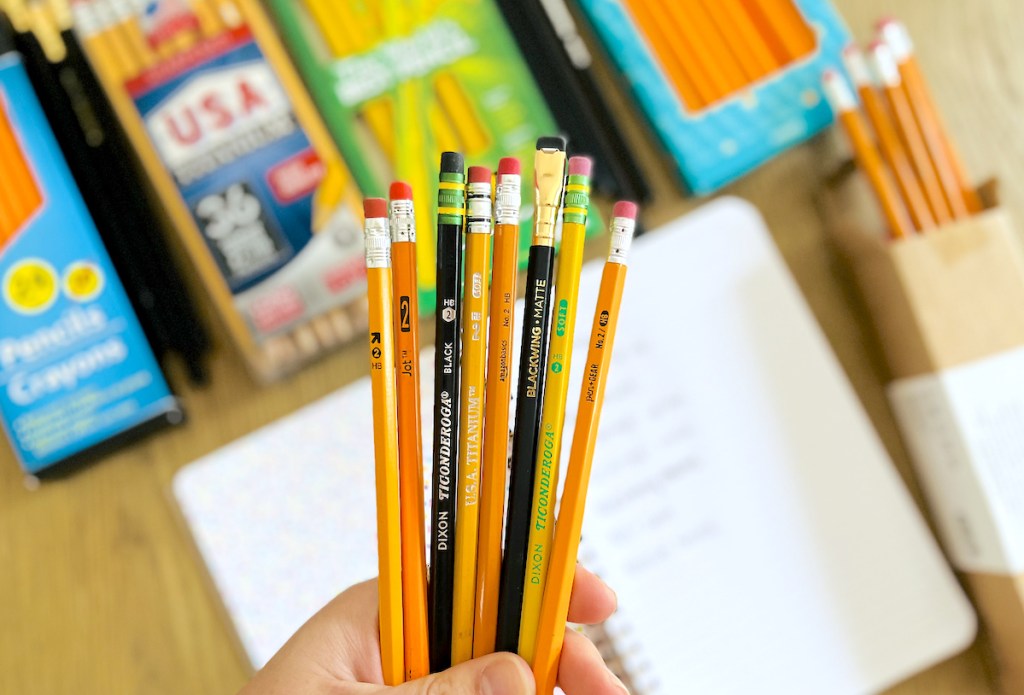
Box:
[468,166,491,184]
[613,201,638,220]
[568,156,593,178]
[498,157,521,176]
[389,181,413,201]
[536,135,567,152]
[842,43,860,57]
[875,16,901,31]
[363,198,387,219]
[440,151,464,175]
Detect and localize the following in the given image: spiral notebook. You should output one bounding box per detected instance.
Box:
[173,198,975,694]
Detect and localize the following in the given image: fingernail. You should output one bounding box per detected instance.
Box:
[481,657,533,695]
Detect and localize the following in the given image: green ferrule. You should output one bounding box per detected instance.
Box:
[563,175,591,226]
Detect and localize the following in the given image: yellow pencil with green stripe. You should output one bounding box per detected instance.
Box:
[518,156,593,662]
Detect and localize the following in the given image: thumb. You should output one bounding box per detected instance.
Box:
[392,653,536,695]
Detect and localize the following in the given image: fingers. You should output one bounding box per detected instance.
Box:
[390,652,535,695]
[557,628,628,695]
[566,565,617,625]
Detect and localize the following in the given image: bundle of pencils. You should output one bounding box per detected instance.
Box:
[823,18,981,241]
[624,0,816,110]
[1,0,210,381]
[361,140,639,691]
[67,0,369,381]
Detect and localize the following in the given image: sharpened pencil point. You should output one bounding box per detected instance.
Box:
[389,181,413,201]
[536,135,567,152]
[440,151,465,175]
[364,198,387,219]
[612,201,639,220]
[568,156,593,178]
[498,157,521,176]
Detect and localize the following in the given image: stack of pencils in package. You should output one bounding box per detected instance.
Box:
[361,137,638,693]
[824,20,1024,695]
[823,18,981,240]
[67,0,368,381]
[1,0,210,382]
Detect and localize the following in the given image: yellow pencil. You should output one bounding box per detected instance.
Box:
[532,202,638,694]
[362,198,405,686]
[451,166,493,664]
[518,156,592,663]
[473,157,522,658]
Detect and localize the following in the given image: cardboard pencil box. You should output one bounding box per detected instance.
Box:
[69,0,368,382]
[577,0,851,195]
[828,171,1024,694]
[264,0,605,308]
[0,22,181,476]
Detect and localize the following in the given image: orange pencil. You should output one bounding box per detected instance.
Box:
[622,0,705,110]
[671,0,748,94]
[473,157,521,658]
[700,0,778,80]
[451,166,493,664]
[388,183,430,680]
[0,103,40,230]
[362,198,405,687]
[866,42,952,228]
[822,70,912,241]
[755,0,815,61]
[843,45,933,233]
[879,18,981,215]
[532,202,638,694]
[659,0,737,103]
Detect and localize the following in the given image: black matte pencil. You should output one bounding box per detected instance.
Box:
[429,151,465,673]
[496,136,566,653]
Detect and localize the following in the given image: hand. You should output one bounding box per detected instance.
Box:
[239,564,626,694]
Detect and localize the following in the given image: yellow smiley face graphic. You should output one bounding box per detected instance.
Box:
[3,259,58,315]
[64,262,104,302]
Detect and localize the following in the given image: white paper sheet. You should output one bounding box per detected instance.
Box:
[174,197,975,694]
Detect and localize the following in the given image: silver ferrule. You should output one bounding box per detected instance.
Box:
[389,199,416,243]
[608,216,636,264]
[467,182,493,235]
[363,218,391,268]
[495,174,521,226]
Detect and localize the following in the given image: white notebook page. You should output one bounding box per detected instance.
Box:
[174,197,975,693]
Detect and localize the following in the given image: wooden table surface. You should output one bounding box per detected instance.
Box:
[2,0,1021,692]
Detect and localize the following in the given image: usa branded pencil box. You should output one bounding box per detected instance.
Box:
[70,0,368,381]
[264,0,605,308]
[826,165,1024,694]
[576,0,851,194]
[0,36,181,476]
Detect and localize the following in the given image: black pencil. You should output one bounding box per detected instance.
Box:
[429,151,465,672]
[496,136,566,653]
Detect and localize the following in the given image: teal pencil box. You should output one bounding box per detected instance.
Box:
[0,31,181,476]
[576,0,851,195]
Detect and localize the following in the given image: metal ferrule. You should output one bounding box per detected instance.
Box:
[466,181,493,235]
[389,199,416,243]
[495,174,521,226]
[363,217,391,269]
[533,148,567,246]
[608,216,636,264]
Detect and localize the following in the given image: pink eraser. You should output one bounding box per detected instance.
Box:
[389,181,413,201]
[363,198,387,218]
[468,166,491,184]
[568,156,593,178]
[498,157,521,176]
[612,201,639,220]
[875,16,899,31]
